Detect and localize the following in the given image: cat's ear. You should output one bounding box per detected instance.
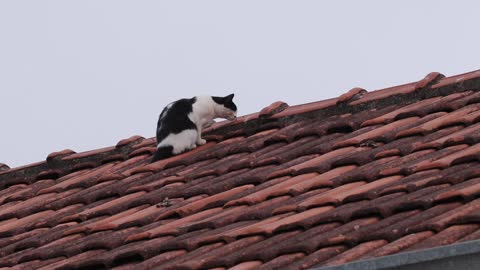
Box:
[225,93,234,102]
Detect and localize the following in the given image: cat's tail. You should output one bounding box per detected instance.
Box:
[151,145,174,162]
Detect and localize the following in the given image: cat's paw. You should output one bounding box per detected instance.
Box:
[197,138,207,145]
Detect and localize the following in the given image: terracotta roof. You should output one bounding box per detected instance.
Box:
[1,70,480,270]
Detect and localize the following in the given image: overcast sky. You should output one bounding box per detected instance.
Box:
[1,1,479,168]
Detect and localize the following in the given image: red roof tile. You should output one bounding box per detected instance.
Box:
[1,69,480,269]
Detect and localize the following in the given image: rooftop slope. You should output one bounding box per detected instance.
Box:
[1,70,480,270]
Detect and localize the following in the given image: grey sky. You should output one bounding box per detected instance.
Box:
[1,1,479,168]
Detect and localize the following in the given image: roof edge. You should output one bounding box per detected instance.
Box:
[313,239,480,270]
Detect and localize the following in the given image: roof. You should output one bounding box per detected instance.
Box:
[1,69,480,270]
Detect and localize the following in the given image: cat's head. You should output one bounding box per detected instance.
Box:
[212,94,237,120]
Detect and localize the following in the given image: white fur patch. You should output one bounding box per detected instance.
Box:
[160,103,173,120]
[157,129,198,154]
[189,95,236,125]
[189,96,215,128]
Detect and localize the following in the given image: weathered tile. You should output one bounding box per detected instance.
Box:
[319,240,387,267]
[405,224,480,251]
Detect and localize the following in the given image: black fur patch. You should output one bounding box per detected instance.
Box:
[156,97,197,143]
[151,145,174,162]
[212,94,237,112]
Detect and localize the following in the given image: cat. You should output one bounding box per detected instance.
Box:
[151,94,237,162]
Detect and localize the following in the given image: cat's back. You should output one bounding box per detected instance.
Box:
[159,98,196,121]
[157,97,197,139]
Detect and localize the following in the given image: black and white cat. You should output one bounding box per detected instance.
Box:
[151,94,237,162]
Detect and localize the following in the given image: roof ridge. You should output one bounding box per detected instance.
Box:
[204,70,480,139]
[0,136,148,189]
[1,69,479,187]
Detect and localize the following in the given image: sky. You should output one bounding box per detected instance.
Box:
[0,1,479,168]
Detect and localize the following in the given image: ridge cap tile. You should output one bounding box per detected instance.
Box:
[272,97,338,118]
[115,135,145,148]
[0,163,10,172]
[414,72,445,89]
[337,87,368,104]
[46,149,76,161]
[259,101,289,118]
[432,69,480,89]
